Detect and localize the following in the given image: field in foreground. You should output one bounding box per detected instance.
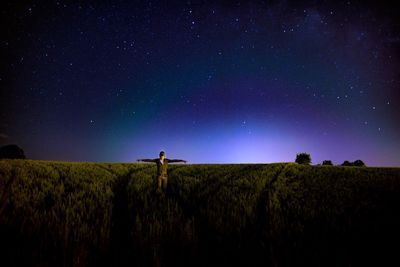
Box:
[0,160,400,266]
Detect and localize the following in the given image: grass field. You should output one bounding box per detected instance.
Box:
[0,159,399,266]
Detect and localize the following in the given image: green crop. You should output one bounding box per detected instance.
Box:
[1,160,399,266]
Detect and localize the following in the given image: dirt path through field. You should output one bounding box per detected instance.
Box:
[107,166,153,266]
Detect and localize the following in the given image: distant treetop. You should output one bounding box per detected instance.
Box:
[341,160,366,167]
[295,153,311,165]
[353,160,366,167]
[322,160,333,166]
[342,161,352,166]
[0,144,26,159]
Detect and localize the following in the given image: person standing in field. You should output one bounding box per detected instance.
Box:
[137,151,187,193]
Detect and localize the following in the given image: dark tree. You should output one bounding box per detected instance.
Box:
[322,160,333,166]
[353,160,366,167]
[341,160,352,166]
[0,144,26,159]
[295,153,311,165]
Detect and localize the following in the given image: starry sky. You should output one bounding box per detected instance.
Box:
[1,1,399,166]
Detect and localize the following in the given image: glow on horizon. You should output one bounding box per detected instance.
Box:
[115,121,400,166]
[120,130,304,164]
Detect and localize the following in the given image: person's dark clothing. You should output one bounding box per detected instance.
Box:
[138,158,185,192]
[156,158,168,177]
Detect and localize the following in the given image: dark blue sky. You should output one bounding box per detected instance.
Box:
[1,1,399,166]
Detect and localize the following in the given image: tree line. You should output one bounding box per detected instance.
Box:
[0,145,366,167]
[295,152,366,167]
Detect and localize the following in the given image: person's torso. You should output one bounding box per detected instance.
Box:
[156,159,168,176]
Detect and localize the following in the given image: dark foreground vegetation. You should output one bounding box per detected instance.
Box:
[0,160,399,266]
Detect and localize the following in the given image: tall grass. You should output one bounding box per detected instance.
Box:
[1,160,399,266]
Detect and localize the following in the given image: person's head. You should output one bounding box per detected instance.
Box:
[159,151,165,160]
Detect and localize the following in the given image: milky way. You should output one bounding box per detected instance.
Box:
[1,1,399,165]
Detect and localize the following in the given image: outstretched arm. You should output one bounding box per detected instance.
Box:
[137,158,157,163]
[167,159,187,164]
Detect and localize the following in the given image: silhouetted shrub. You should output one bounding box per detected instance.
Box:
[353,160,366,167]
[341,160,366,167]
[0,144,26,159]
[295,153,311,165]
[322,160,333,166]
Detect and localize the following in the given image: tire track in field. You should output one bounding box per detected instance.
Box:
[257,163,290,266]
[106,165,155,266]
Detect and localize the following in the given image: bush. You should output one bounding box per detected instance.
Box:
[0,144,26,159]
[353,160,366,167]
[322,160,333,166]
[295,153,311,165]
[341,160,366,167]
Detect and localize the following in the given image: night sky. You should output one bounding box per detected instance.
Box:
[1,1,399,166]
